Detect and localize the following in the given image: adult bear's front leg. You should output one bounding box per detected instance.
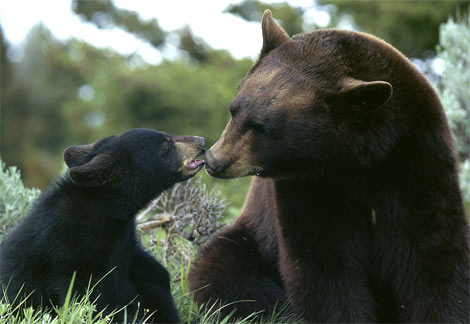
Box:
[188,222,288,319]
[189,177,289,320]
[274,180,377,322]
[279,239,377,322]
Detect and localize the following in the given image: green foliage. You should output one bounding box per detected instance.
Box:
[1,279,302,324]
[205,174,252,219]
[435,17,470,202]
[0,295,110,324]
[1,25,82,185]
[4,0,467,216]
[72,0,166,48]
[0,271,140,324]
[318,0,469,58]
[177,26,212,63]
[225,0,468,58]
[138,177,228,246]
[225,0,305,35]
[1,23,252,202]
[0,161,40,239]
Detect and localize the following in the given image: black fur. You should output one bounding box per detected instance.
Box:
[1,128,204,323]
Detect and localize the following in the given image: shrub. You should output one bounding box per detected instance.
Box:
[0,163,302,323]
[137,177,228,268]
[435,17,470,202]
[0,160,40,239]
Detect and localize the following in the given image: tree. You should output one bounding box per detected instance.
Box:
[318,0,469,57]
[225,0,305,36]
[435,17,470,202]
[1,25,74,185]
[72,0,166,48]
[1,19,252,202]
[225,0,469,58]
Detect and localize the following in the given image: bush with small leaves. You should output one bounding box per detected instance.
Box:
[137,177,228,269]
[138,177,228,244]
[435,17,470,202]
[0,160,41,240]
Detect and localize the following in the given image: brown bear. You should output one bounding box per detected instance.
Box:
[188,10,470,323]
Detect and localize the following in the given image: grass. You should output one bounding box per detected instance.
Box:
[139,227,303,324]
[0,161,301,323]
[0,228,303,324]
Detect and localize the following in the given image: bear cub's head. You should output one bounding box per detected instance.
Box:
[63,128,205,205]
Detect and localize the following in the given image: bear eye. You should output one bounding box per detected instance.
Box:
[163,138,172,151]
[248,119,265,133]
[229,104,240,116]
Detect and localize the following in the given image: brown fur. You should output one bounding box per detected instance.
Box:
[189,10,469,323]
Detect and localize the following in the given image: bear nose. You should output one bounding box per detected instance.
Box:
[195,136,206,151]
[204,150,221,174]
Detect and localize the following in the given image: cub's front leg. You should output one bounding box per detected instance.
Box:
[130,245,180,323]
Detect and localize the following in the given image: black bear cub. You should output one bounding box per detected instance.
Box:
[0,128,206,323]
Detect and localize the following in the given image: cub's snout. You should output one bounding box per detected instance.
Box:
[173,136,206,177]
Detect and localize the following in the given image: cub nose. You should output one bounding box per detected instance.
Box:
[195,136,206,151]
[174,135,205,151]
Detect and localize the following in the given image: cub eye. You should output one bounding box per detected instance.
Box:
[163,138,172,150]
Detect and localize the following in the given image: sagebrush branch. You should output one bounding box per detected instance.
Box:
[137,216,173,231]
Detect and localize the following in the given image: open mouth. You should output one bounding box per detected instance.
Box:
[184,159,205,170]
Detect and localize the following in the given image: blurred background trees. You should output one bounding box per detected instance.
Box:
[434,18,470,203]
[318,0,468,58]
[226,0,469,57]
[1,0,469,212]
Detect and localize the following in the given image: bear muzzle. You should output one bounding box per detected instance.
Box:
[204,149,222,176]
[174,136,206,176]
[204,148,257,179]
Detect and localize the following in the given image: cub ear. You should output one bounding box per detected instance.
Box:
[330,78,392,114]
[68,152,115,188]
[261,9,289,56]
[63,144,94,167]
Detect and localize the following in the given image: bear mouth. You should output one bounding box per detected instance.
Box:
[184,159,205,170]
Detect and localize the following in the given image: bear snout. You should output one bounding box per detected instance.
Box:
[204,150,222,176]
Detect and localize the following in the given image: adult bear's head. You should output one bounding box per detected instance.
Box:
[203,10,425,180]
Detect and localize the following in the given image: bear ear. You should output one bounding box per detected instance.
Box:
[330,78,393,114]
[68,152,115,188]
[261,9,289,56]
[63,144,94,168]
